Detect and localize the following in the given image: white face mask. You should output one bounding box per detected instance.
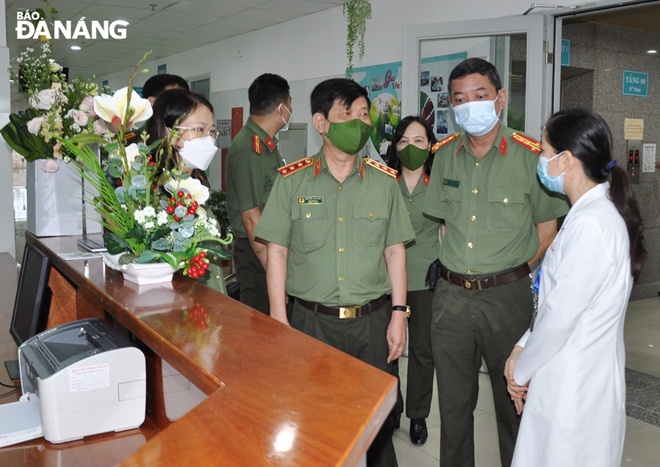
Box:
[279,103,292,132]
[452,93,501,136]
[179,136,218,170]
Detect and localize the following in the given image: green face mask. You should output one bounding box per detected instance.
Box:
[325,118,372,155]
[397,144,429,171]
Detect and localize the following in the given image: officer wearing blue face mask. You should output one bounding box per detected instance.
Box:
[422,58,569,467]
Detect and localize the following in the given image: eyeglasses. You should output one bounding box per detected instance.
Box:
[175,126,218,139]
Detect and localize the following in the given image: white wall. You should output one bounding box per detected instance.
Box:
[100,0,591,105]
[96,0,600,187]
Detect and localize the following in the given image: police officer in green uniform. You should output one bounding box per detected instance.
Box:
[226,73,291,314]
[423,59,569,467]
[387,116,439,446]
[256,78,415,467]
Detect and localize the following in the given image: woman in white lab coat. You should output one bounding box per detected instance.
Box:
[504,108,646,467]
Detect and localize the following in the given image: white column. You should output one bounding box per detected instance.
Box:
[0,6,16,257]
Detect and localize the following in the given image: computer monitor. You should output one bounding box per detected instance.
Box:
[10,243,52,346]
[5,243,52,379]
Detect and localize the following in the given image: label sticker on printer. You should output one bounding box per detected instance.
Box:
[69,363,110,392]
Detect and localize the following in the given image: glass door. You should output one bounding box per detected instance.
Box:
[402,15,549,139]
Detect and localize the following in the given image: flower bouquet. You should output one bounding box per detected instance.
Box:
[1,41,103,172]
[61,53,232,282]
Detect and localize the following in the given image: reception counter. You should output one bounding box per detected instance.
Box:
[0,233,397,466]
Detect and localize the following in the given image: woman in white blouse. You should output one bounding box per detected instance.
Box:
[504,108,646,467]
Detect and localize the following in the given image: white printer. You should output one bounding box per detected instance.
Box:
[0,318,146,447]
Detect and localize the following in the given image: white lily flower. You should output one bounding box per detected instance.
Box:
[164,177,210,205]
[93,86,153,130]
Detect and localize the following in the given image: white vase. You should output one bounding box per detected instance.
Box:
[101,252,177,285]
[26,157,103,237]
[121,262,176,286]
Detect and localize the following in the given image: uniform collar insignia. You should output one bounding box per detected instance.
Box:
[314,157,322,178]
[498,136,508,156]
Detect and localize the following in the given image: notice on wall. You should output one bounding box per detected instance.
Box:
[642,143,656,173]
[624,118,644,140]
[216,119,231,149]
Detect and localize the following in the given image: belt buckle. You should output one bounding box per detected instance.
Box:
[339,305,361,319]
[463,279,473,289]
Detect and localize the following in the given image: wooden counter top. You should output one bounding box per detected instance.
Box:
[0,233,396,466]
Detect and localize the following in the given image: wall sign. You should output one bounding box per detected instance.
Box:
[561,39,570,66]
[623,70,648,97]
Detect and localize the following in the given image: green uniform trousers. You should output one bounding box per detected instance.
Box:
[406,289,435,419]
[431,275,532,467]
[291,299,398,467]
[233,237,269,315]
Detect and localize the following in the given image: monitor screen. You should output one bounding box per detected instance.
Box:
[9,243,52,347]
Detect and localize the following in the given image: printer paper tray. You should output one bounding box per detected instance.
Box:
[0,393,43,447]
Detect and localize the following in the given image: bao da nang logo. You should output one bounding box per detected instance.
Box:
[16,10,128,40]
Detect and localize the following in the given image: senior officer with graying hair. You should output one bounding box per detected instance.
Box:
[256,78,414,467]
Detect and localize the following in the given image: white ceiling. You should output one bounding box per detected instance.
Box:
[5,0,346,78]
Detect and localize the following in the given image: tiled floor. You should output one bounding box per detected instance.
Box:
[393,296,660,466]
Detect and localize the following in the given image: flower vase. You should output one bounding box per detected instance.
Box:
[26,157,103,237]
[102,252,177,285]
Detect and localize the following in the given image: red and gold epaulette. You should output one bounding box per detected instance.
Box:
[252,135,262,155]
[431,132,459,153]
[278,157,314,177]
[364,158,397,178]
[511,132,541,155]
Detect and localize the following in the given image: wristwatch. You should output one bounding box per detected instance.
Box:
[392,305,411,318]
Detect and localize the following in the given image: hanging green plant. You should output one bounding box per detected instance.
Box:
[343,0,371,79]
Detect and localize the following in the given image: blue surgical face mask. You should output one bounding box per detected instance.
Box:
[537,151,565,194]
[452,92,501,136]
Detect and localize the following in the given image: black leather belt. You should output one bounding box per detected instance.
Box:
[440,264,530,290]
[296,296,387,319]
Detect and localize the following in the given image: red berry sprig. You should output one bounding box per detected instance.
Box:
[183,251,209,279]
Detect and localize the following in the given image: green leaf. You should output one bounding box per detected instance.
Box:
[136,250,161,263]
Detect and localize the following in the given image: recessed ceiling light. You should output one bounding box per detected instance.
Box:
[648,50,657,54]
[71,45,81,51]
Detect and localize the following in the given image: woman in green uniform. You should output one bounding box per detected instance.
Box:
[387,116,439,445]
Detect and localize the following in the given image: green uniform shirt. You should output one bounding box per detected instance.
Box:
[226,118,282,239]
[423,125,569,275]
[399,172,440,291]
[256,151,415,307]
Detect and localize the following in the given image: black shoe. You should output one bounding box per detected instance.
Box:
[410,418,428,445]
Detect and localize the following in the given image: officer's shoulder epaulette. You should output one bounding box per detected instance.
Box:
[431,132,459,153]
[511,132,542,155]
[278,157,314,177]
[364,158,398,178]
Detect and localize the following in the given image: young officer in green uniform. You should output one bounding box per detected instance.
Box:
[387,116,439,446]
[225,73,291,314]
[256,78,415,467]
[423,58,569,467]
